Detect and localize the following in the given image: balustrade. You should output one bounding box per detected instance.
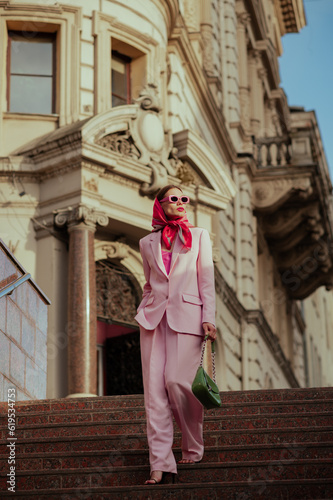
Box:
[254,135,292,167]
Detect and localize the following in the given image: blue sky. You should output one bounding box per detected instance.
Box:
[279,0,333,179]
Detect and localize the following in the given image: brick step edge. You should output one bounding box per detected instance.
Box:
[2,457,332,477]
[1,399,332,428]
[1,442,331,463]
[4,396,333,415]
[1,479,333,499]
[1,446,332,474]
[1,425,332,449]
[8,386,333,404]
[2,410,333,433]
[3,390,333,416]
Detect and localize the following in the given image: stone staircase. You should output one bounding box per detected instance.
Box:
[1,387,333,499]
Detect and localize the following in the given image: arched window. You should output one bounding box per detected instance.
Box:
[96,259,140,325]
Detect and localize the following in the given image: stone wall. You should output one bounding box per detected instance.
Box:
[0,240,50,401]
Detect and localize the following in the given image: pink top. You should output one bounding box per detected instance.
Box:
[162,250,172,274]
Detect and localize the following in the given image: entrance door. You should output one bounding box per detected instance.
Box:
[97,320,143,395]
[96,259,143,396]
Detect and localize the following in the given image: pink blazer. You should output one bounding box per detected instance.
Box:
[135,227,216,336]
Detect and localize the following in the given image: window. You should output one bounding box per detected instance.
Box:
[7,31,56,114]
[111,51,131,107]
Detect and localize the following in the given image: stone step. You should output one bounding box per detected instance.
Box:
[2,410,332,440]
[1,442,331,472]
[2,479,333,499]
[8,386,333,414]
[1,388,332,498]
[0,459,332,491]
[1,397,331,429]
[1,426,332,457]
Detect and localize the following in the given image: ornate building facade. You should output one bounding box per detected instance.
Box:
[0,0,332,400]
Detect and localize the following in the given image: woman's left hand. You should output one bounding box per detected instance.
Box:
[202,322,217,342]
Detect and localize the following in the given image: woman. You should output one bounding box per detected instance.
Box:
[135,184,217,485]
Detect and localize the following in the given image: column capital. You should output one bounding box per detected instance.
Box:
[54,204,109,231]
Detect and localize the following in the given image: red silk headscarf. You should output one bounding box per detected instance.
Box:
[152,198,193,250]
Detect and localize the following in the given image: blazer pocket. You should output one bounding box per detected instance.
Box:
[182,293,203,306]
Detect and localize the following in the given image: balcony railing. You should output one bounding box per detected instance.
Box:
[254,135,292,168]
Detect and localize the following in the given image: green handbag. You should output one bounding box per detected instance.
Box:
[192,336,222,410]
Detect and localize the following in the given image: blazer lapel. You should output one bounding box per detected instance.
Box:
[150,232,167,277]
[169,233,187,275]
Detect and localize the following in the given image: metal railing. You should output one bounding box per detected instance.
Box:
[0,273,31,299]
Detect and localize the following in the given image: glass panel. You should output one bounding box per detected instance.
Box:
[112,57,125,75]
[112,67,127,100]
[111,54,130,106]
[11,38,53,76]
[10,75,53,114]
[112,94,127,107]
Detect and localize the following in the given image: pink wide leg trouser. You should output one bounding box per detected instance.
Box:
[140,313,204,474]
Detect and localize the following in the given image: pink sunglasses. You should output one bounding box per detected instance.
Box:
[160,195,190,204]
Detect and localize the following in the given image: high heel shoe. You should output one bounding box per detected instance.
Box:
[177,458,201,465]
[144,471,176,485]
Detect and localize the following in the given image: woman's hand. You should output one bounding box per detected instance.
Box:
[202,322,217,342]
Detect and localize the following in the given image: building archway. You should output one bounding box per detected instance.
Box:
[96,259,143,395]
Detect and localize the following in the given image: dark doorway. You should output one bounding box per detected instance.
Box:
[97,320,143,395]
[105,329,143,395]
[96,259,143,395]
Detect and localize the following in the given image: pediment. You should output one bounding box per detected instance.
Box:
[80,87,236,211]
[173,129,237,210]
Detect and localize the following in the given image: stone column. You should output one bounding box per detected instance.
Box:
[55,205,108,397]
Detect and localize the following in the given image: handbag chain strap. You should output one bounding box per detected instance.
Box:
[200,335,217,384]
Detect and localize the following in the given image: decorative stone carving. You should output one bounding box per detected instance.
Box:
[183,0,199,32]
[253,178,313,212]
[255,173,333,300]
[93,83,177,197]
[236,12,251,27]
[140,159,169,196]
[258,68,267,82]
[279,242,333,301]
[96,261,139,324]
[201,24,215,76]
[54,204,109,230]
[176,159,205,186]
[176,161,196,185]
[97,241,130,261]
[95,131,140,159]
[83,176,98,193]
[260,204,320,239]
[95,240,146,289]
[137,114,165,154]
[173,129,237,209]
[135,83,161,113]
